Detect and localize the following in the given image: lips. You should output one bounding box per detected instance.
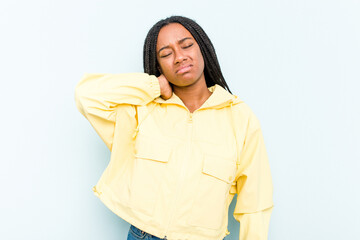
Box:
[176,64,192,74]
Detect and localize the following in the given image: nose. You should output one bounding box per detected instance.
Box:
[174,48,187,64]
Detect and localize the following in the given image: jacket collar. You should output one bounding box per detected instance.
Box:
[154,84,243,110]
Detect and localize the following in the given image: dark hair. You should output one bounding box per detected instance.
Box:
[143,16,232,93]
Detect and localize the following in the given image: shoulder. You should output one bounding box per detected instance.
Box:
[230,95,262,131]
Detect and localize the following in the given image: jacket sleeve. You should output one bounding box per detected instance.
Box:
[74,73,161,150]
[233,109,274,240]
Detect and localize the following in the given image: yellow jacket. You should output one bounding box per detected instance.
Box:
[75,73,274,240]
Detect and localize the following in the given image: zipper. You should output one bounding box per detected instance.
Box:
[163,111,194,239]
[188,112,193,123]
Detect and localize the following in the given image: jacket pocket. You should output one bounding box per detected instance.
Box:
[129,134,173,216]
[187,154,236,230]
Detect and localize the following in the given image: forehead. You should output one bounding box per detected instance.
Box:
[156,23,194,48]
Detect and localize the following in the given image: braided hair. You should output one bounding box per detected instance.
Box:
[143,16,232,93]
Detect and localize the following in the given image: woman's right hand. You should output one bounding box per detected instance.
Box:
[158,74,173,100]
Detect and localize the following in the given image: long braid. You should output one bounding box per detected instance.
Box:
[143,16,232,94]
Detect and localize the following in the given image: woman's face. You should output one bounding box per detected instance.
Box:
[156,23,205,87]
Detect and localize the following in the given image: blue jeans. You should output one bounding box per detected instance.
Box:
[127,224,226,240]
[127,225,163,240]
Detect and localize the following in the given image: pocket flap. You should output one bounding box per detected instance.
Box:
[202,155,236,183]
[134,134,173,163]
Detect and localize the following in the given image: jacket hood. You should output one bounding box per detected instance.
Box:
[154,84,243,110]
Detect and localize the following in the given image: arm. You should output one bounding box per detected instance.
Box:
[233,110,274,240]
[234,206,273,239]
[74,73,161,150]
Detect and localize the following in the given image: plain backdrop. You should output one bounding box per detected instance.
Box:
[0,0,359,239]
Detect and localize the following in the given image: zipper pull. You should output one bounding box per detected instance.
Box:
[188,113,193,123]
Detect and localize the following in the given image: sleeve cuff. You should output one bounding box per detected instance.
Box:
[149,75,161,98]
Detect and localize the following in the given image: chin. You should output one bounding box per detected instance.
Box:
[175,73,199,84]
[166,70,204,87]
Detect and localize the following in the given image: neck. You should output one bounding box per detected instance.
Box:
[173,78,212,113]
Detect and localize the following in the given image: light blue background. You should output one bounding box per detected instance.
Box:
[1,0,359,239]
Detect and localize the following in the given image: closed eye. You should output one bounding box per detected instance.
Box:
[183,43,193,49]
[159,43,193,58]
[160,53,172,58]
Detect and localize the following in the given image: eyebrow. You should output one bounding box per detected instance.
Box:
[158,37,193,55]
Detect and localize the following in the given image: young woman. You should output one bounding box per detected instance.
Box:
[75,16,274,240]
